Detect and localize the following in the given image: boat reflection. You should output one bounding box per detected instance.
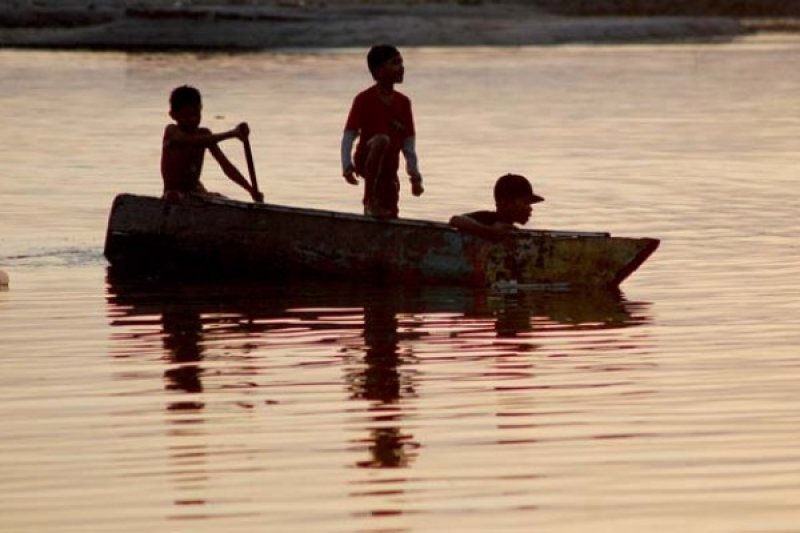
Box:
[106,274,651,474]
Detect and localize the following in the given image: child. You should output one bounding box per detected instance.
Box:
[341,44,424,218]
[449,174,544,241]
[161,85,263,203]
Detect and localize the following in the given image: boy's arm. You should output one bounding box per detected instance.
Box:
[164,123,246,148]
[341,129,358,185]
[449,214,512,242]
[402,136,423,196]
[208,144,262,202]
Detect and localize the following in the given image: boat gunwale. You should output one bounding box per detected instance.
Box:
[118,193,614,240]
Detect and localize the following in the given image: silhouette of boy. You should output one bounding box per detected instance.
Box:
[161,85,263,202]
[341,45,424,218]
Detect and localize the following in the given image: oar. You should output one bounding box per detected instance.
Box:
[243,137,263,203]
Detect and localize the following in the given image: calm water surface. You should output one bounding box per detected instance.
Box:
[1,36,799,532]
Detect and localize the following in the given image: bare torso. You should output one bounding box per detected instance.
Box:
[160,125,209,193]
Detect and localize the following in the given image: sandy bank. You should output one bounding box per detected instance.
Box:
[0,1,749,50]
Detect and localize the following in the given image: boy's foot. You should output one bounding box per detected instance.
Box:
[364,203,395,219]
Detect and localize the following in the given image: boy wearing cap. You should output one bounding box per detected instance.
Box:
[449,174,545,241]
[341,44,424,218]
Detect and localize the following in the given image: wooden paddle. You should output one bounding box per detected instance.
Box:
[243,136,263,203]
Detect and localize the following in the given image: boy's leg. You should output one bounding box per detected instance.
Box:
[373,170,400,218]
[362,135,390,215]
[357,134,400,217]
[363,134,390,182]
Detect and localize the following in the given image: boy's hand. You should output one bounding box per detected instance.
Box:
[343,164,358,185]
[235,122,250,141]
[490,223,515,242]
[410,173,424,197]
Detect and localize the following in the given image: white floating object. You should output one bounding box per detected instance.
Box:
[491,279,519,293]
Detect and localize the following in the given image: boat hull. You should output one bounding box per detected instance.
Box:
[103,194,658,288]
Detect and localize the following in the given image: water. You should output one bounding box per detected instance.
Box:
[1,36,799,531]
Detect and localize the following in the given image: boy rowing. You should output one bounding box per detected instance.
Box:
[161,85,263,203]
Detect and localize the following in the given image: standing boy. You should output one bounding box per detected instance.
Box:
[341,45,424,218]
[161,85,263,202]
[449,174,545,241]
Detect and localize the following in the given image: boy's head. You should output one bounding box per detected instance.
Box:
[367,44,403,83]
[169,85,202,130]
[494,173,544,225]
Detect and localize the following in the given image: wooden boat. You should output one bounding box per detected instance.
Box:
[103,193,659,289]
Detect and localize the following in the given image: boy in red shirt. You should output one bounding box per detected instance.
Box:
[341,45,424,218]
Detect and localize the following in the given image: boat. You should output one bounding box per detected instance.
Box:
[103,193,659,289]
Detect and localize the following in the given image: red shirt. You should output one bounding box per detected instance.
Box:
[345,85,415,175]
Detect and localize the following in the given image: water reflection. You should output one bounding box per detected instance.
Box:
[162,304,205,409]
[347,296,421,469]
[105,276,652,522]
[106,275,651,471]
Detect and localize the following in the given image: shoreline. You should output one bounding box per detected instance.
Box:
[0,1,756,50]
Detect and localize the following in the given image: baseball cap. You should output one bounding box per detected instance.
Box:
[494,173,545,204]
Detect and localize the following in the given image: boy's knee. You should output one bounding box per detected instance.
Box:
[367,134,390,151]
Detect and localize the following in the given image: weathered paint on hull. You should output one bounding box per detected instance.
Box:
[104,194,659,288]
